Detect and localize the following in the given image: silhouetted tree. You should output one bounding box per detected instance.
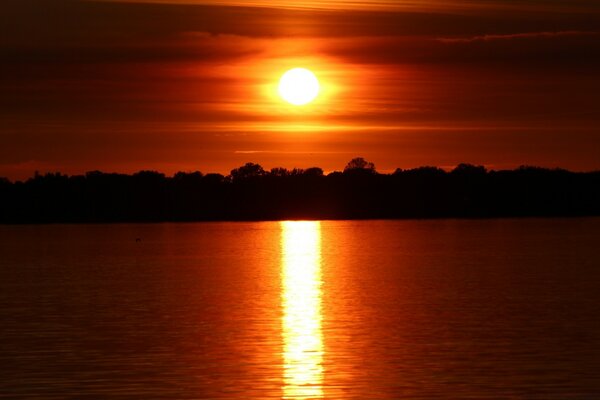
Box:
[173,171,203,181]
[270,167,289,177]
[344,157,376,173]
[452,163,486,176]
[403,166,446,176]
[230,163,266,181]
[203,173,226,184]
[303,167,324,177]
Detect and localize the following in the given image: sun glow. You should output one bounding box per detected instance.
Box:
[281,221,324,399]
[278,68,320,106]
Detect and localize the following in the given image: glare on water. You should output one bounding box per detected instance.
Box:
[280,221,324,399]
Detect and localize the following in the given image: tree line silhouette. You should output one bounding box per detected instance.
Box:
[1,158,599,223]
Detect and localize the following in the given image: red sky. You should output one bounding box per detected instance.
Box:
[1,0,599,179]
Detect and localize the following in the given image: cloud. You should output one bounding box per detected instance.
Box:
[4,0,600,46]
[437,30,599,43]
[93,0,600,14]
[315,32,600,66]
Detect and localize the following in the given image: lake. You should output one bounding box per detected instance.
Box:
[1,219,599,398]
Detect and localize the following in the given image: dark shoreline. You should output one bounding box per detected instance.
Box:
[2,215,599,226]
[2,163,599,224]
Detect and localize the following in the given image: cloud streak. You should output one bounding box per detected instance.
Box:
[94,0,600,13]
[438,30,599,43]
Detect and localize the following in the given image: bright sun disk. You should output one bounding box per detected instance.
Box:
[278,68,320,106]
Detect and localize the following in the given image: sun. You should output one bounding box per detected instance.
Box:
[278,68,320,106]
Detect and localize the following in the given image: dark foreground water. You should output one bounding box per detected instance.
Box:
[1,219,599,399]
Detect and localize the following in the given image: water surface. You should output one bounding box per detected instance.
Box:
[1,219,599,398]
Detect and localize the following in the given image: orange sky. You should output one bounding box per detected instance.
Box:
[1,0,599,179]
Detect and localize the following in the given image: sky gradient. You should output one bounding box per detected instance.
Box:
[1,0,599,179]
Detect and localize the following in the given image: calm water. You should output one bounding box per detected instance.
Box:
[1,219,599,399]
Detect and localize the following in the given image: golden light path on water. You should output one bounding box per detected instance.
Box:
[281,221,324,399]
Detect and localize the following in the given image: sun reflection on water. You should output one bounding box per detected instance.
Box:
[281,221,324,399]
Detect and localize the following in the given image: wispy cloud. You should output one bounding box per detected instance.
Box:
[92,0,600,13]
[234,150,350,154]
[438,30,599,43]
